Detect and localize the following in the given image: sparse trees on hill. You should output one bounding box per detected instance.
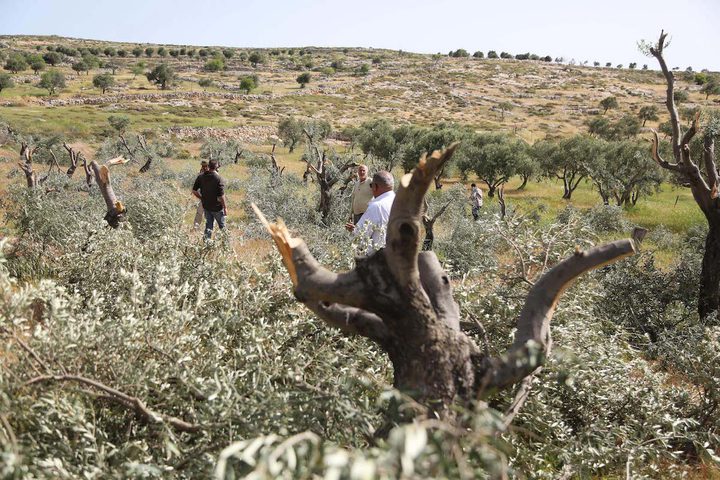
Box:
[589,140,663,206]
[296,72,311,88]
[472,51,484,59]
[72,60,89,76]
[600,96,619,114]
[28,55,45,74]
[157,47,167,57]
[146,64,175,90]
[449,49,469,58]
[534,134,603,199]
[42,51,62,66]
[701,77,720,100]
[38,70,66,95]
[498,101,514,120]
[203,57,225,72]
[457,132,528,197]
[132,47,143,57]
[144,47,154,57]
[249,52,266,67]
[131,62,145,78]
[4,54,28,73]
[638,105,659,126]
[239,75,258,93]
[93,73,115,94]
[278,117,304,152]
[198,78,213,90]
[0,73,14,93]
[223,49,234,59]
[103,47,116,57]
[487,50,498,59]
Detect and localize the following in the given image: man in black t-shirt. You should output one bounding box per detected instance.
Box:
[192,160,227,239]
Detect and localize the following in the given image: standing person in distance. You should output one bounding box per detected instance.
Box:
[345,171,395,255]
[192,160,227,240]
[350,164,373,225]
[193,160,209,229]
[470,183,483,221]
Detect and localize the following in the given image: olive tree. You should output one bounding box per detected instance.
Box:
[92,73,115,94]
[589,140,664,206]
[296,72,311,88]
[4,53,27,73]
[239,74,258,93]
[600,96,619,114]
[38,70,65,95]
[146,64,175,90]
[254,145,639,414]
[647,30,720,320]
[0,72,13,93]
[457,133,528,197]
[638,105,659,126]
[278,117,304,153]
[534,136,592,199]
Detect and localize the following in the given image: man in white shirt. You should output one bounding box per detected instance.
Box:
[345,171,395,255]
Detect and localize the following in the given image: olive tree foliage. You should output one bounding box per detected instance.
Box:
[533,134,602,199]
[396,122,468,186]
[199,138,243,165]
[92,72,115,94]
[586,115,642,141]
[457,132,531,197]
[296,72,311,88]
[238,74,258,93]
[277,117,304,153]
[3,53,27,73]
[38,70,65,95]
[588,140,664,206]
[146,63,176,90]
[348,118,406,171]
[0,72,14,93]
[638,104,660,126]
[600,96,619,114]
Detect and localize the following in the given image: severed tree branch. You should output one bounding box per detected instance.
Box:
[90,157,128,228]
[63,143,82,178]
[24,375,203,433]
[386,144,458,289]
[476,230,643,397]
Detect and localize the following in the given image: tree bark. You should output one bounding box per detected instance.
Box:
[90,158,127,228]
[699,224,720,319]
[518,174,529,190]
[18,143,38,188]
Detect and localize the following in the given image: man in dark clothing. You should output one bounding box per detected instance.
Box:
[192,160,227,239]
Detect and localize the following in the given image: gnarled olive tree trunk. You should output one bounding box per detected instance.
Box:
[89,157,127,228]
[650,30,720,321]
[255,145,638,415]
